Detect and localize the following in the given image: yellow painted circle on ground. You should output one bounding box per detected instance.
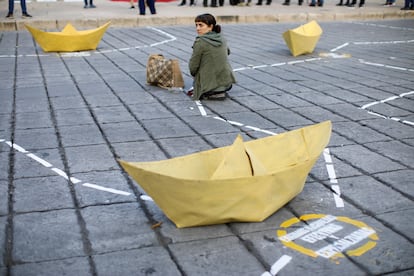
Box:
[277,214,378,260]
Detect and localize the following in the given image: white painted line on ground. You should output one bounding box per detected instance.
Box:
[51,167,69,179]
[359,59,414,72]
[195,100,207,116]
[269,255,292,275]
[330,42,349,52]
[261,255,292,276]
[279,215,337,242]
[323,148,344,208]
[5,141,28,153]
[0,139,131,196]
[331,185,344,208]
[234,57,323,72]
[315,227,376,258]
[83,183,131,196]
[360,91,414,126]
[0,27,177,59]
[26,153,53,168]
[70,177,82,184]
[141,194,154,201]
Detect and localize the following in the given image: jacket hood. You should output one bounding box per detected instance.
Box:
[198,31,223,47]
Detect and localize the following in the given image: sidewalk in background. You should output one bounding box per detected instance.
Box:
[0,0,413,31]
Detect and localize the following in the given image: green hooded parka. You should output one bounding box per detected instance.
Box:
[189,31,236,100]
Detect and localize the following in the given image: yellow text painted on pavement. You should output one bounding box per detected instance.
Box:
[277,214,378,260]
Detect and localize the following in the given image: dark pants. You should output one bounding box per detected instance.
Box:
[139,0,156,14]
[8,0,27,14]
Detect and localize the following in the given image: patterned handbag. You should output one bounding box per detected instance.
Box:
[146,54,184,89]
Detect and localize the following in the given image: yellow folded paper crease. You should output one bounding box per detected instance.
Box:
[282,20,323,57]
[119,120,332,228]
[25,21,111,52]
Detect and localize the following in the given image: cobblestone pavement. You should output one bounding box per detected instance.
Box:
[0,18,413,275]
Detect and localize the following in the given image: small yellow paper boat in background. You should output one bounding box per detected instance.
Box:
[25,21,110,52]
[282,20,323,57]
[120,121,332,228]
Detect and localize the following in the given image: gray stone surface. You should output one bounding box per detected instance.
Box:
[1,19,413,275]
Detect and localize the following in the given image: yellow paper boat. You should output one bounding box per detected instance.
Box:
[25,21,111,52]
[120,121,332,228]
[282,20,323,57]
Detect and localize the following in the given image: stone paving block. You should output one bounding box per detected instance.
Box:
[364,140,414,167]
[106,79,145,94]
[386,270,414,276]
[14,128,59,150]
[92,105,137,124]
[347,216,414,275]
[129,102,176,120]
[93,246,181,276]
[331,144,404,174]
[258,107,314,128]
[11,257,91,276]
[327,103,377,121]
[156,216,233,244]
[0,216,6,267]
[59,124,106,147]
[204,132,254,148]
[55,108,96,127]
[112,140,167,162]
[289,181,364,218]
[163,100,203,118]
[15,111,54,130]
[241,229,366,276]
[72,169,135,207]
[157,136,212,158]
[376,208,414,242]
[147,88,189,103]
[46,81,80,97]
[13,148,64,179]
[13,209,85,263]
[310,152,363,181]
[83,92,123,108]
[65,144,119,173]
[81,203,158,253]
[0,113,11,133]
[49,95,88,110]
[333,121,391,144]
[292,88,344,105]
[13,176,73,213]
[349,86,395,102]
[338,175,412,215]
[220,111,279,129]
[180,115,239,136]
[235,95,284,111]
[169,236,265,275]
[369,100,413,118]
[0,180,8,216]
[326,89,374,104]
[201,98,250,114]
[263,92,312,109]
[141,117,196,139]
[0,152,9,181]
[374,169,414,198]
[230,208,294,235]
[100,121,151,144]
[116,91,158,105]
[292,105,348,123]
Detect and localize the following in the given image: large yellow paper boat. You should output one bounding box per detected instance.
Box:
[282,20,323,57]
[120,121,332,228]
[25,21,110,52]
